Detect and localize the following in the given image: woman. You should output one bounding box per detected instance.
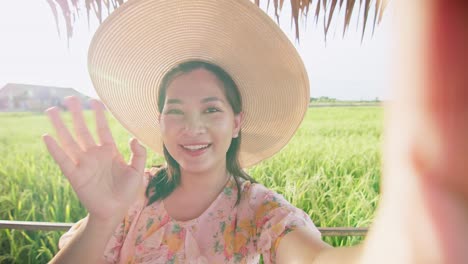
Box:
[48,58,331,263]
[45,0,330,262]
[44,0,468,263]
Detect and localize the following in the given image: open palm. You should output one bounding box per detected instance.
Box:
[43,96,147,221]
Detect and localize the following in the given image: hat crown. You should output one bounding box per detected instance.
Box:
[89,0,310,167]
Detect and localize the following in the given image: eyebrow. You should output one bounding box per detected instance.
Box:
[166,98,182,104]
[166,97,225,104]
[201,97,224,103]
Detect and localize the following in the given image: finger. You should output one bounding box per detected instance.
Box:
[64,96,96,150]
[42,134,76,178]
[412,0,468,197]
[390,0,468,195]
[128,138,146,174]
[381,1,468,263]
[45,106,83,163]
[90,99,117,148]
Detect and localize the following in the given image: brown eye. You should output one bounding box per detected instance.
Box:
[165,109,184,115]
[205,107,221,113]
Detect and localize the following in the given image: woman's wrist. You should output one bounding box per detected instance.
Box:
[49,213,125,264]
[86,213,125,234]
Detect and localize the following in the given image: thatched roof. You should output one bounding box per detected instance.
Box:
[46,0,388,41]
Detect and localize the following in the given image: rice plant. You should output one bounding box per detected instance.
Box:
[0,107,383,263]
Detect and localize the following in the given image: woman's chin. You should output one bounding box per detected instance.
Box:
[179,161,219,175]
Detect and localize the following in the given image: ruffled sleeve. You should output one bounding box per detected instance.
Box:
[57,204,142,263]
[57,168,154,263]
[58,217,87,250]
[251,185,321,264]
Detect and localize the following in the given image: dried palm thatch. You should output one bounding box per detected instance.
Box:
[46,0,388,42]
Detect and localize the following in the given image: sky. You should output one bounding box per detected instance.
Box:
[0,0,395,101]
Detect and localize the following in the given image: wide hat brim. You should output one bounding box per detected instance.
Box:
[88,0,310,168]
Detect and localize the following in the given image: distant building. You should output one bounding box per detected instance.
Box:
[0,83,96,112]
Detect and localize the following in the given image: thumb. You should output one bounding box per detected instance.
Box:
[128,137,147,174]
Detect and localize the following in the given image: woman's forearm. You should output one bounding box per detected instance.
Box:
[312,244,363,264]
[49,215,122,264]
[276,226,363,264]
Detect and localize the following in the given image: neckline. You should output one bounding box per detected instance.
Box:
[161,175,234,226]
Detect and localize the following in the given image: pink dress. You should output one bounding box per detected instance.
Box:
[59,169,321,264]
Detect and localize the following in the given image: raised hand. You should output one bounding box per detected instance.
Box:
[361,1,468,263]
[42,96,147,222]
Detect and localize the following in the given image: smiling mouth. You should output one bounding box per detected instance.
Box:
[181,144,211,151]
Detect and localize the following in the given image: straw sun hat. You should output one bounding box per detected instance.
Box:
[88,0,310,168]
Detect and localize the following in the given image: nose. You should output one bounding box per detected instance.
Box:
[182,113,206,136]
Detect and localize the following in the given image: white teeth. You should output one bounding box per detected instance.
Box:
[183,144,209,150]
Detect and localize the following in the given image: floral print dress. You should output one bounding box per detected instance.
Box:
[59,170,321,264]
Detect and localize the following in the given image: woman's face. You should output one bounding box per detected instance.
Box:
[159,68,242,174]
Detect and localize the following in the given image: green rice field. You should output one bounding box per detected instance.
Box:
[0,106,383,263]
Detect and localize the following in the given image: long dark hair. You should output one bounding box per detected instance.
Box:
[146,60,257,206]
